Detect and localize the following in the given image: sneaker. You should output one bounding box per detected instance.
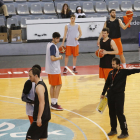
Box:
[107,130,117,136]
[73,68,78,73]
[63,68,68,74]
[117,133,129,139]
[51,103,63,111]
[6,15,12,19]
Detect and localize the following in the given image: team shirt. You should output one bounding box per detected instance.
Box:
[45,42,61,74]
[66,23,79,47]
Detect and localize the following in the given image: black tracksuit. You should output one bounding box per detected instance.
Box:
[102,68,140,134]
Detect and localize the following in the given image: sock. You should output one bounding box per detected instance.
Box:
[122,63,126,68]
[51,98,55,104]
[64,66,67,68]
[55,99,58,104]
[73,66,76,68]
[53,98,57,105]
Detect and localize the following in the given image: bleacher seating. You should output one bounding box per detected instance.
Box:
[3,0,13,2]
[121,1,133,11]
[15,0,27,2]
[95,2,108,12]
[47,15,58,19]
[7,17,19,28]
[30,3,42,14]
[87,14,97,18]
[20,17,31,28]
[0,18,5,26]
[6,4,16,15]
[17,4,30,15]
[134,1,140,11]
[43,3,55,14]
[28,0,40,2]
[70,2,80,13]
[34,16,45,19]
[108,1,120,12]
[0,0,138,29]
[56,3,64,13]
[83,2,95,13]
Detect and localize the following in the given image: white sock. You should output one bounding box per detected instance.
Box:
[73,66,76,68]
[65,66,67,68]
[51,98,54,104]
[53,98,57,105]
[56,99,58,103]
[122,63,126,68]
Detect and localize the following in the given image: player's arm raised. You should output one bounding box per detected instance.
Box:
[103,40,118,55]
[60,25,68,46]
[36,84,45,127]
[119,18,133,30]
[75,25,82,41]
[97,22,106,46]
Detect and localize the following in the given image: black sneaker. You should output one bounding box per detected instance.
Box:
[73,68,78,73]
[107,130,117,136]
[63,68,68,74]
[6,15,12,19]
[118,133,129,139]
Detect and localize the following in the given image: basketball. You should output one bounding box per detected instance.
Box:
[95,49,104,58]
[126,10,133,18]
[59,46,66,53]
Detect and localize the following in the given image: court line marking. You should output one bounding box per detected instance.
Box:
[51,112,87,140]
[64,109,110,140]
[0,95,110,140]
[66,66,75,76]
[0,95,21,100]
[0,100,87,140]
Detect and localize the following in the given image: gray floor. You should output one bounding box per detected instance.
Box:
[0,52,140,69]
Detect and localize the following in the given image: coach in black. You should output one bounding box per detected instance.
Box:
[101,57,140,139]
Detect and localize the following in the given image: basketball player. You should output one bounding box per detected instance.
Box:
[26,67,51,140]
[97,9,133,69]
[60,14,82,73]
[45,32,63,111]
[101,57,140,138]
[22,65,41,124]
[99,27,118,80]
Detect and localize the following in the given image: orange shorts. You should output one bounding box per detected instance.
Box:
[48,74,62,86]
[66,45,79,56]
[112,38,123,55]
[99,67,112,80]
[28,116,33,124]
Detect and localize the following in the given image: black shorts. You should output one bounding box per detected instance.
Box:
[26,121,48,139]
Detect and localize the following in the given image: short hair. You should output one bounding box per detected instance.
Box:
[70,14,76,18]
[29,67,40,78]
[32,64,41,72]
[112,57,120,65]
[102,27,110,33]
[52,32,60,38]
[109,9,116,13]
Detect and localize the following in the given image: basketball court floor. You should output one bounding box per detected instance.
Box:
[0,52,140,140]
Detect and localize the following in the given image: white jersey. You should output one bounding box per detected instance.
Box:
[26,82,35,116]
[45,42,61,74]
[26,78,42,116]
[66,23,79,47]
